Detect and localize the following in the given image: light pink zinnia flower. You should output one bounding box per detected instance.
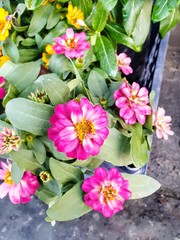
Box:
[114,80,152,125]
[53,28,90,58]
[0,76,6,99]
[153,107,174,140]
[117,53,133,75]
[0,127,21,154]
[0,161,39,204]
[48,98,109,160]
[82,167,131,218]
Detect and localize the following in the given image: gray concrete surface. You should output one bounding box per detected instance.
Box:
[0,28,179,240]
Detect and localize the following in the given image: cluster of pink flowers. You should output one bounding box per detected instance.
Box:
[53,28,90,58]
[82,167,131,217]
[0,76,6,99]
[0,161,39,204]
[114,80,152,125]
[153,107,174,140]
[48,98,109,160]
[116,53,133,75]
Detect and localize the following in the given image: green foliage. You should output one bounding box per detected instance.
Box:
[94,35,118,77]
[3,38,19,63]
[46,182,91,221]
[24,0,44,10]
[122,173,161,199]
[49,158,84,185]
[5,98,54,136]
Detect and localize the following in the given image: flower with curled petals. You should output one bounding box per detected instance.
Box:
[117,53,133,75]
[0,161,39,204]
[82,167,131,218]
[153,107,174,140]
[48,98,109,160]
[114,80,152,125]
[53,28,90,58]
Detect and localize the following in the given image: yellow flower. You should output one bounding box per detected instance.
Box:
[42,44,55,69]
[0,8,12,41]
[66,4,84,29]
[42,0,55,6]
[45,44,55,55]
[0,46,10,67]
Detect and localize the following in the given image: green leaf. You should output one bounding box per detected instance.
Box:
[49,54,73,75]
[39,136,72,160]
[3,38,19,63]
[122,0,144,36]
[105,22,141,52]
[42,76,70,105]
[49,158,84,185]
[87,68,108,98]
[36,187,58,205]
[11,162,24,184]
[167,0,180,12]
[5,98,54,136]
[99,0,118,11]
[16,3,26,16]
[46,181,91,221]
[28,4,53,36]
[25,0,45,10]
[10,149,44,174]
[160,6,180,38]
[12,25,29,32]
[21,38,36,47]
[73,157,103,169]
[27,138,46,164]
[132,0,153,47]
[0,120,12,131]
[152,0,170,23]
[99,128,132,166]
[122,173,161,199]
[71,0,93,18]
[0,61,40,92]
[94,35,118,77]
[130,123,148,168]
[40,21,68,49]
[19,49,40,63]
[2,84,19,108]
[92,2,108,32]
[46,9,60,29]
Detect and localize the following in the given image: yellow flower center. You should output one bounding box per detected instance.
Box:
[4,170,13,185]
[65,38,76,49]
[102,185,117,204]
[74,118,95,142]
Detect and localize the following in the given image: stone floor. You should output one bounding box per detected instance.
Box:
[0,28,179,240]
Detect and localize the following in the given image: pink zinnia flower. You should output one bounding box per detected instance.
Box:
[0,127,21,154]
[53,28,90,58]
[153,107,174,140]
[117,53,133,75]
[82,167,131,218]
[0,161,39,204]
[0,76,6,99]
[48,98,109,160]
[114,80,152,125]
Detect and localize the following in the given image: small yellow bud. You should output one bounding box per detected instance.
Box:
[39,171,51,183]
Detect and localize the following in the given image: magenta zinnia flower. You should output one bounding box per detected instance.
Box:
[0,161,39,204]
[153,107,174,140]
[53,28,90,58]
[114,80,152,125]
[48,98,109,160]
[0,127,21,154]
[82,167,131,218]
[116,53,133,75]
[0,76,6,99]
